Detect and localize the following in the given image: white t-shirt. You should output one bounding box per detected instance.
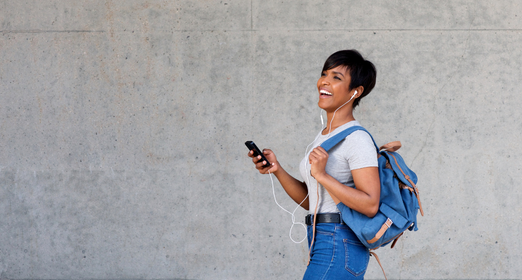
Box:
[299,120,378,214]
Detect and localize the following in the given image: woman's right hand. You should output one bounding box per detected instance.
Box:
[247,148,279,174]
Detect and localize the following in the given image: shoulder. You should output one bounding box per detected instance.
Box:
[330,129,375,154]
[345,129,374,145]
[338,129,378,167]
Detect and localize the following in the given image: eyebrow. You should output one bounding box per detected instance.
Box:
[331,71,345,77]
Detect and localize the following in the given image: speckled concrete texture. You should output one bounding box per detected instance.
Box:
[1,1,522,279]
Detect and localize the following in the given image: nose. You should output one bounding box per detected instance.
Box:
[320,75,330,85]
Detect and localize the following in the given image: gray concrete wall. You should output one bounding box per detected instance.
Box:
[1,1,521,279]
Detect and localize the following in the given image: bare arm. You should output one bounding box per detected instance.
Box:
[309,147,380,217]
[248,149,309,210]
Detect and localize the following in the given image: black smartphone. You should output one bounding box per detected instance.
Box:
[245,141,271,168]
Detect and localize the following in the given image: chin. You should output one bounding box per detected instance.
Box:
[317,100,331,111]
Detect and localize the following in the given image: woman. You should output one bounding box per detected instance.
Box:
[248,50,379,279]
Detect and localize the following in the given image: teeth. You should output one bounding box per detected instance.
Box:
[320,90,332,96]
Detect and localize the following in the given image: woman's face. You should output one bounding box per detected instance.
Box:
[316,65,356,112]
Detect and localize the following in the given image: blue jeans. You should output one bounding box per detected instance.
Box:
[303,223,370,280]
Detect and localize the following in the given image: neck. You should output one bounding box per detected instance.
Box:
[323,110,355,135]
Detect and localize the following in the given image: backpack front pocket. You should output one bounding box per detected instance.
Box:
[361,203,408,245]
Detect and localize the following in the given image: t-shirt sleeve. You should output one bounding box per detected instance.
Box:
[343,130,378,170]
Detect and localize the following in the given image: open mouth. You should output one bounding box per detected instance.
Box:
[320,89,332,96]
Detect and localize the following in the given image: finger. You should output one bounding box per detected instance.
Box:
[309,154,317,164]
[312,146,328,156]
[252,155,262,164]
[263,162,276,174]
[258,163,272,174]
[309,149,323,159]
[311,148,328,159]
[319,149,329,157]
[262,149,274,160]
[266,162,276,173]
[309,149,318,158]
[255,159,268,169]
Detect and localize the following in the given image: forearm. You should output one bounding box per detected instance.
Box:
[273,166,309,210]
[314,170,379,217]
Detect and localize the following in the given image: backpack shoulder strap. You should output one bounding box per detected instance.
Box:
[320,125,378,152]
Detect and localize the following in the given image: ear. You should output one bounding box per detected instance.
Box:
[354,86,364,99]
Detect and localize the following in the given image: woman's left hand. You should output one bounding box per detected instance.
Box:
[309,146,329,180]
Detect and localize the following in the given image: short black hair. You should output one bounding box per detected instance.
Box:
[321,50,377,109]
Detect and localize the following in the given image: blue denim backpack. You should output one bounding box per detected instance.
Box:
[321,126,424,250]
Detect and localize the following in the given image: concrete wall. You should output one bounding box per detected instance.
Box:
[1,1,522,279]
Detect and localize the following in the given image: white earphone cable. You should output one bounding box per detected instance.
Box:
[268,171,308,244]
[266,90,357,244]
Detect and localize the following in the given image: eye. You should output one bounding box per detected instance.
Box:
[320,72,326,77]
[334,76,342,80]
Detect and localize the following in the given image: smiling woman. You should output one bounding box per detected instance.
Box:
[317,50,376,118]
[247,50,378,279]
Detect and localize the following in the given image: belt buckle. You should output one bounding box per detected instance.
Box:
[305,214,311,225]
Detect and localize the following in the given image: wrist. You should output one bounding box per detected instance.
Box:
[313,171,329,182]
[271,162,283,175]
